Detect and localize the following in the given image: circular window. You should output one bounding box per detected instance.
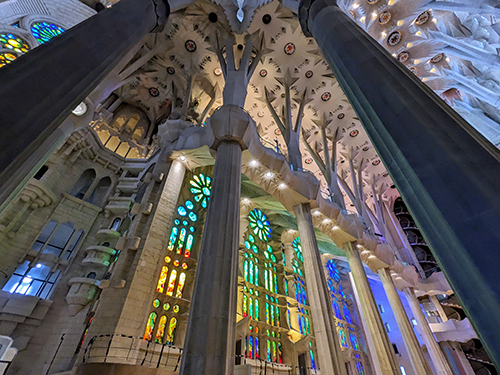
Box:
[387,31,402,46]
[398,51,410,63]
[305,70,313,78]
[378,11,391,25]
[259,69,268,77]
[153,299,160,308]
[284,42,295,55]
[321,92,331,101]
[185,39,197,52]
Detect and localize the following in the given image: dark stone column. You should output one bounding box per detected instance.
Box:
[180,105,251,375]
[0,0,169,208]
[299,0,500,368]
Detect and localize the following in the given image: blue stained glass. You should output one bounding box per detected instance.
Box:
[174,219,180,225]
[182,220,189,226]
[249,235,255,243]
[264,252,269,259]
[252,244,258,254]
[189,226,195,232]
[185,200,194,210]
[271,254,276,263]
[188,212,197,222]
[31,22,64,44]
[177,206,187,216]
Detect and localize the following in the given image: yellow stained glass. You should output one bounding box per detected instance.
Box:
[166,317,177,345]
[155,315,167,343]
[166,269,177,296]
[175,272,186,298]
[156,266,168,293]
[143,312,157,341]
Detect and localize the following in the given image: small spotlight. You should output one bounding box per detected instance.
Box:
[333,226,339,230]
[313,211,321,216]
[242,198,250,203]
[322,219,330,224]
[265,172,273,179]
[357,244,362,248]
[179,156,186,161]
[278,183,287,189]
[250,160,259,167]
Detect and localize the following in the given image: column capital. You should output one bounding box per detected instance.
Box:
[208,105,254,151]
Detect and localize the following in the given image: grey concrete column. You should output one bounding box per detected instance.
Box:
[404,288,453,375]
[344,242,400,375]
[300,0,500,366]
[378,268,430,375]
[0,0,169,211]
[179,140,241,375]
[294,203,347,375]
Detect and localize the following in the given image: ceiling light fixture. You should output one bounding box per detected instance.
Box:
[278,183,287,189]
[265,172,273,179]
[179,156,186,161]
[250,160,259,167]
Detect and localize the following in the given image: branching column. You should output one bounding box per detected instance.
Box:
[344,242,400,375]
[404,288,454,375]
[0,0,169,211]
[294,203,346,375]
[179,106,252,375]
[378,268,430,375]
[300,0,500,366]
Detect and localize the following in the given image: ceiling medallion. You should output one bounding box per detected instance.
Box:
[349,129,359,137]
[415,11,430,25]
[362,146,369,151]
[398,51,410,63]
[337,113,345,119]
[382,171,389,177]
[378,11,392,25]
[185,39,197,52]
[431,53,444,64]
[274,128,281,135]
[305,158,313,164]
[321,92,331,101]
[257,110,265,117]
[372,159,381,166]
[305,70,313,78]
[284,42,295,55]
[367,0,379,4]
[214,68,222,76]
[259,69,268,77]
[167,67,175,75]
[149,87,160,97]
[387,31,402,46]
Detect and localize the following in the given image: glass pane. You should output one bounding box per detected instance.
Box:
[42,245,63,258]
[48,223,74,248]
[27,264,51,280]
[2,275,22,293]
[37,221,57,243]
[48,270,61,283]
[31,241,43,253]
[67,230,84,252]
[12,261,30,276]
[26,279,43,296]
[38,282,54,299]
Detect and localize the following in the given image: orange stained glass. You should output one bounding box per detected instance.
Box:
[166,317,177,345]
[175,272,186,298]
[166,269,177,296]
[184,234,194,258]
[176,228,186,255]
[143,312,157,340]
[155,315,167,343]
[156,266,168,293]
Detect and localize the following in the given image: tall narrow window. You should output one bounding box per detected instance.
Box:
[157,266,168,293]
[176,228,186,255]
[255,299,259,321]
[155,315,167,343]
[244,260,249,282]
[175,272,186,298]
[184,234,194,258]
[143,312,157,340]
[166,270,177,296]
[248,336,253,359]
[167,227,179,251]
[166,317,177,345]
[3,261,61,299]
[243,295,248,317]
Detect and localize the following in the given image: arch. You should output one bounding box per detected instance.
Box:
[166,317,177,345]
[70,169,96,199]
[88,176,112,206]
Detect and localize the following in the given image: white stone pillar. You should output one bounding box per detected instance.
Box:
[344,242,400,375]
[294,203,347,375]
[378,268,431,375]
[404,287,454,375]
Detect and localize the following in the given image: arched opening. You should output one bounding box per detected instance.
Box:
[88,176,112,206]
[71,169,96,200]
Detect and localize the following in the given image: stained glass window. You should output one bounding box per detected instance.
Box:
[143,312,157,340]
[156,266,168,293]
[166,270,177,296]
[155,315,167,343]
[184,234,194,258]
[190,173,211,208]
[248,336,253,358]
[267,339,271,362]
[249,298,253,319]
[344,305,352,324]
[350,332,359,350]
[0,52,17,68]
[248,209,271,241]
[0,33,29,54]
[326,259,340,282]
[167,227,178,251]
[243,294,248,317]
[176,228,186,255]
[175,272,186,298]
[255,298,259,320]
[332,297,342,319]
[272,341,277,362]
[292,237,303,261]
[166,317,177,345]
[244,260,249,282]
[31,21,64,44]
[309,342,316,370]
[255,337,260,359]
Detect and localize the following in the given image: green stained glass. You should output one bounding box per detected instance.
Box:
[167,227,178,251]
[249,260,254,284]
[270,254,276,263]
[249,298,253,319]
[163,302,170,311]
[264,252,269,260]
[248,209,271,241]
[188,212,197,222]
[0,33,29,54]
[255,299,259,320]
[275,305,280,326]
[190,174,211,207]
[249,234,255,243]
[185,200,194,210]
[266,302,270,324]
[271,302,275,325]
[174,219,180,225]
[177,206,187,216]
[251,244,259,254]
[244,260,249,282]
[245,241,251,250]
[243,294,248,317]
[31,21,64,44]
[153,299,160,308]
[176,228,186,255]
[254,265,259,286]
